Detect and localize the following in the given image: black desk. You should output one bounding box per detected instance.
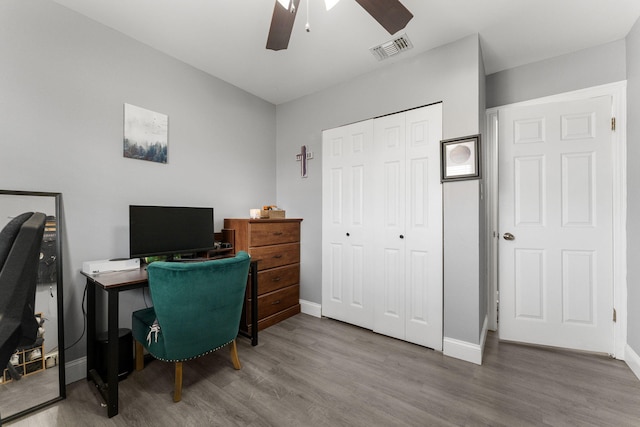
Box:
[82,260,258,418]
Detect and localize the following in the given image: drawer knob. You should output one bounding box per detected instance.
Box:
[272,277,281,282]
[272,300,281,305]
[273,232,283,236]
[273,254,283,259]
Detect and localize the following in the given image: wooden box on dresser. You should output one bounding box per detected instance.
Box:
[223,218,302,333]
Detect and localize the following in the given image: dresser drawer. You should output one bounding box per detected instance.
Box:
[250,243,299,270]
[249,222,300,247]
[257,264,300,295]
[257,284,299,320]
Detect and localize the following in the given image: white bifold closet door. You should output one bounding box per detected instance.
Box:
[322,104,442,350]
[322,119,375,329]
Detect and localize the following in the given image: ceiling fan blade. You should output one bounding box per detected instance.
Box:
[266,0,301,51]
[355,0,413,35]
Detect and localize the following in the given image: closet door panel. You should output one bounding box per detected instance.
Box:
[404,105,443,349]
[322,120,374,329]
[407,249,429,323]
[373,113,406,340]
[380,247,404,322]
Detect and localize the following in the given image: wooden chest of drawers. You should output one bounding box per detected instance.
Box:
[223,218,302,333]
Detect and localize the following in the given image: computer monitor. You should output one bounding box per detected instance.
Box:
[129,205,214,259]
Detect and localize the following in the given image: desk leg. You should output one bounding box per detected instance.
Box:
[106,289,119,418]
[250,261,258,346]
[86,279,96,379]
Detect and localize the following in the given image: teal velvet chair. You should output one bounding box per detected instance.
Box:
[131,251,251,402]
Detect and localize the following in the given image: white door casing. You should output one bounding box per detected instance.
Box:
[498,95,614,353]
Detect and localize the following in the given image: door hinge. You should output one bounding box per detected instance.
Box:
[611,117,616,131]
[613,308,617,322]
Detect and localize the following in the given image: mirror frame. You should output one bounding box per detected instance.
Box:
[0,190,65,423]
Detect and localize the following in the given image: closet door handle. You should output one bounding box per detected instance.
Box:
[346,232,350,237]
[399,235,404,239]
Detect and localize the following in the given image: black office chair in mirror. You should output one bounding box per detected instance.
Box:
[0,190,65,423]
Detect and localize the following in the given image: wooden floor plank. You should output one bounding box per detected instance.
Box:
[7,313,640,426]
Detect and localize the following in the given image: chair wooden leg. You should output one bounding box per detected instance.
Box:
[230,339,241,370]
[135,340,144,371]
[173,361,183,402]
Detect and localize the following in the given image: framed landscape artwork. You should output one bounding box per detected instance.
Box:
[123,103,168,164]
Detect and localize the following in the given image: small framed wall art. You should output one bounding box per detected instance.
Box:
[440,134,481,182]
[123,103,168,164]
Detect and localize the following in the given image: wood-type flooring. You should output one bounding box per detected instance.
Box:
[6,314,640,426]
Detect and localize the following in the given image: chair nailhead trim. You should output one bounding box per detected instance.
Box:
[150,339,234,363]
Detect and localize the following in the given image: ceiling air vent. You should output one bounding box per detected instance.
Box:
[370,33,413,61]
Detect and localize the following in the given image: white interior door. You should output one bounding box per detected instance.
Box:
[498,96,614,353]
[322,120,374,329]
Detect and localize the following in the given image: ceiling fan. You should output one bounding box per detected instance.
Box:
[266,0,414,51]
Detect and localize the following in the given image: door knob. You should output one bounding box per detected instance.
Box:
[503,232,515,241]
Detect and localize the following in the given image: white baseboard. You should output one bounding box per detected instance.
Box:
[300,299,322,318]
[625,344,640,381]
[65,356,86,384]
[443,338,482,365]
[443,315,488,365]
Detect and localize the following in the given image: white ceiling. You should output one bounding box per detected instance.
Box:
[51,0,640,105]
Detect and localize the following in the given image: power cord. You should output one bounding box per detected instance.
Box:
[64,282,87,351]
[65,282,150,352]
[142,287,151,308]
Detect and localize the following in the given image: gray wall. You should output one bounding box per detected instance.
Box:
[486,39,626,108]
[626,17,640,355]
[275,35,485,344]
[443,181,481,343]
[0,0,277,363]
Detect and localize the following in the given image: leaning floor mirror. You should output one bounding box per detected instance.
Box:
[0,190,65,423]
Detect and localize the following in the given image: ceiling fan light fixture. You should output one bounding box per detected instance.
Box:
[324,0,340,10]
